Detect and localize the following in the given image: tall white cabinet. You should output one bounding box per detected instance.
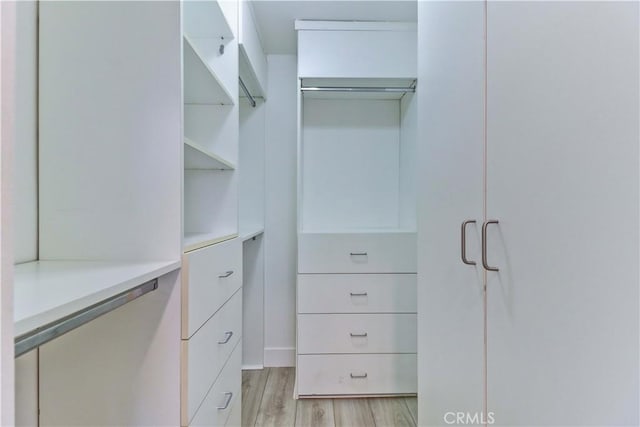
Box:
[295,21,418,397]
[418,1,639,425]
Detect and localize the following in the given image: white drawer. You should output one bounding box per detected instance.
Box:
[189,341,242,427]
[297,274,416,313]
[182,238,242,338]
[181,289,242,425]
[297,354,417,396]
[225,392,241,427]
[298,314,416,354]
[298,232,416,273]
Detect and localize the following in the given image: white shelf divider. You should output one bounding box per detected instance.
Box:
[183,0,234,41]
[184,138,235,170]
[14,260,181,338]
[183,35,234,105]
[183,232,238,253]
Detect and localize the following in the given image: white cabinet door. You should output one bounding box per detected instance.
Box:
[417,2,486,425]
[486,2,639,425]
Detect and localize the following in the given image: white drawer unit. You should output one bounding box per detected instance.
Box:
[298,232,417,274]
[182,238,242,338]
[181,289,242,425]
[188,341,242,427]
[298,314,416,354]
[297,354,417,396]
[297,274,416,314]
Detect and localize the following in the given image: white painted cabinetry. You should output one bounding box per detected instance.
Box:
[295,21,418,397]
[418,2,639,425]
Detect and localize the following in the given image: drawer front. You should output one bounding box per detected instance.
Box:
[298,274,416,313]
[189,341,242,427]
[182,289,242,425]
[297,354,417,396]
[298,314,416,354]
[298,233,416,273]
[183,238,242,337]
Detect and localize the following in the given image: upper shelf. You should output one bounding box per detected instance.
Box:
[183,35,234,105]
[14,260,181,338]
[184,138,235,170]
[183,0,234,41]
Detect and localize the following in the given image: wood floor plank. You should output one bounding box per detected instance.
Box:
[333,399,375,427]
[255,367,297,427]
[369,398,416,427]
[242,369,270,427]
[404,397,418,425]
[295,399,335,427]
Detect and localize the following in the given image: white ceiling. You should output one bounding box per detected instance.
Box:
[250,1,417,54]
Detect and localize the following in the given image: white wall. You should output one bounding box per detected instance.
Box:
[14,0,37,264]
[263,55,297,366]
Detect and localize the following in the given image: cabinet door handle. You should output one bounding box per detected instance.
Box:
[461,220,477,265]
[350,332,368,337]
[218,270,234,278]
[350,373,368,379]
[349,292,368,297]
[217,392,233,410]
[350,252,367,256]
[482,220,500,272]
[218,331,233,344]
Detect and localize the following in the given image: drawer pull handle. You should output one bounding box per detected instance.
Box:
[349,292,368,297]
[350,332,368,337]
[218,270,234,278]
[218,331,233,344]
[350,252,368,256]
[217,392,233,410]
[350,373,368,379]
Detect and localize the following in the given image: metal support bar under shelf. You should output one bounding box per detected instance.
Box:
[14,279,158,358]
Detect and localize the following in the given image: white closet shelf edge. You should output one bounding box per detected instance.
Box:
[184,138,236,170]
[183,232,238,253]
[183,34,235,106]
[14,259,181,337]
[239,226,264,242]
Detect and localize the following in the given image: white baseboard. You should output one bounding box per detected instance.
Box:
[242,364,264,371]
[264,347,295,367]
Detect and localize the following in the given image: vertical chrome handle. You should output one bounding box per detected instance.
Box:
[461,220,477,265]
[218,270,234,278]
[217,392,233,410]
[218,331,233,344]
[482,220,499,272]
[350,373,368,379]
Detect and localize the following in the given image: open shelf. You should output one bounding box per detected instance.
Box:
[239,226,264,242]
[183,232,238,253]
[14,260,181,338]
[184,138,235,170]
[184,35,234,105]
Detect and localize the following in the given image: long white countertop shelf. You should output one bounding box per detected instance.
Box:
[183,232,238,253]
[14,260,181,338]
[239,226,264,242]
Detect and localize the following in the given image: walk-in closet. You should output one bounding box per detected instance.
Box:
[0,1,637,426]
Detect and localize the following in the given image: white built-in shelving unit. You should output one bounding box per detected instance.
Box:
[13,2,184,425]
[295,21,418,398]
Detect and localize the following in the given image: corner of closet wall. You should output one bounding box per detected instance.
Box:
[295,21,418,397]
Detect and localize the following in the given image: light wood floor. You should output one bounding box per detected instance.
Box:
[242,368,417,427]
